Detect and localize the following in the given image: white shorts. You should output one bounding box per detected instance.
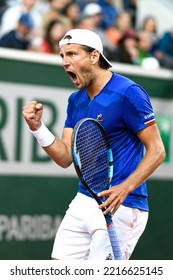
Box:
[51,193,148,260]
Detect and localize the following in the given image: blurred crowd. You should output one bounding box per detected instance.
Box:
[0,0,173,69]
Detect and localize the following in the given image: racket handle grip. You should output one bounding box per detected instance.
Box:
[107,224,122,260]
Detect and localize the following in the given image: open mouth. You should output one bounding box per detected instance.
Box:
[66,71,77,83]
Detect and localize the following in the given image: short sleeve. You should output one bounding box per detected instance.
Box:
[122,84,156,133]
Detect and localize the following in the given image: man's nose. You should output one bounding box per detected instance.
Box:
[62,57,70,66]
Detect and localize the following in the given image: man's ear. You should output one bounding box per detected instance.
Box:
[90,50,100,64]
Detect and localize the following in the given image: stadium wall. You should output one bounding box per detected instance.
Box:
[0,48,173,260]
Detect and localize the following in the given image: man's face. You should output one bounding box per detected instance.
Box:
[18,22,32,38]
[60,44,95,89]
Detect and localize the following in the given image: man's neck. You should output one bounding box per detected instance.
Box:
[87,70,112,100]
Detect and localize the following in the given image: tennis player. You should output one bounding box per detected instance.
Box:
[22,29,165,260]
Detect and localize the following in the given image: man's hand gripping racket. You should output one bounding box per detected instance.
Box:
[71,118,122,260]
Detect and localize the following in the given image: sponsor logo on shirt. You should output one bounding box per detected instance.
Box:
[144,113,155,119]
[97,113,103,121]
[144,113,156,127]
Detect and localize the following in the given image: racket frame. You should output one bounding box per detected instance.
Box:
[71,118,122,260]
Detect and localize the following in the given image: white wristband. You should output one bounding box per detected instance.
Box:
[30,122,55,147]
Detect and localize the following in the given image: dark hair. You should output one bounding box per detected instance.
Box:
[62,1,76,15]
[44,19,63,52]
[82,45,110,70]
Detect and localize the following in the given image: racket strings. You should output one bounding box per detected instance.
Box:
[76,122,110,192]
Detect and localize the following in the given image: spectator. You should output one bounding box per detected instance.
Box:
[105,11,134,48]
[116,29,139,64]
[98,0,119,29]
[42,0,71,31]
[74,12,117,62]
[155,28,173,69]
[0,0,42,39]
[61,1,80,28]
[122,0,137,27]
[82,2,102,29]
[74,14,97,31]
[0,12,34,50]
[140,15,159,52]
[34,19,66,54]
[137,30,160,69]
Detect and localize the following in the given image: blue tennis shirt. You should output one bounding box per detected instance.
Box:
[64,72,156,211]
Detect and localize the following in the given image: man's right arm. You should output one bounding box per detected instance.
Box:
[43,127,73,168]
[22,100,73,168]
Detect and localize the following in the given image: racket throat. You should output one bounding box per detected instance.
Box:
[81,180,106,206]
[107,221,114,227]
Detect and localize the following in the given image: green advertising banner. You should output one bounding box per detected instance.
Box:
[0,48,173,260]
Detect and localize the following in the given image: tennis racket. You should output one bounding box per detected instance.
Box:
[71,118,122,260]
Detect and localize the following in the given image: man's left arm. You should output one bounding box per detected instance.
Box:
[98,123,166,215]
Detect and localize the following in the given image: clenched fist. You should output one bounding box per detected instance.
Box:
[22,100,43,131]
